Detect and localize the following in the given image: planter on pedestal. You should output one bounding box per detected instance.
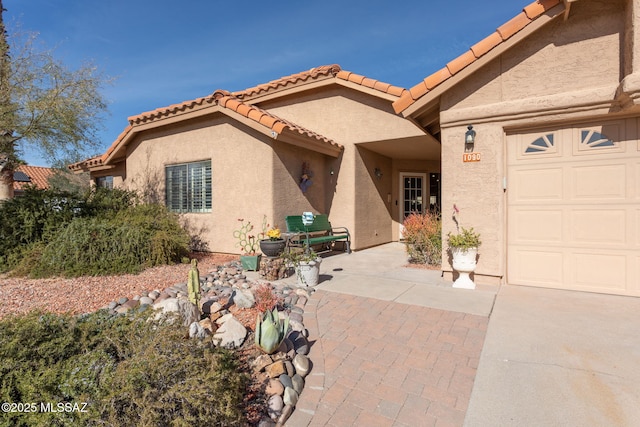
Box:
[451,247,478,289]
[259,239,286,258]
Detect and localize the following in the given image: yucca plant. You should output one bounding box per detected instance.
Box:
[254,308,289,354]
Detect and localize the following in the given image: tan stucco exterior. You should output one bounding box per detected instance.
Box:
[408,0,639,291]
[80,73,440,254]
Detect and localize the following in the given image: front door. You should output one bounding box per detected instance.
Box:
[399,172,427,238]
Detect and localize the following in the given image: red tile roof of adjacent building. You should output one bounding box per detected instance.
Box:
[13,165,55,190]
[392,0,562,114]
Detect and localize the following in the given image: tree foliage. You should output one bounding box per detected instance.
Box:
[0,2,110,198]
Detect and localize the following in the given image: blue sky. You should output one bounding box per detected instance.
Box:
[5,0,526,167]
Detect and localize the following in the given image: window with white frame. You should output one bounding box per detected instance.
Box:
[165,160,212,213]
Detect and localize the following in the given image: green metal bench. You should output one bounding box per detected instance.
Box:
[285,214,351,254]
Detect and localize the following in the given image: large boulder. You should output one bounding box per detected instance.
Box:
[153,297,199,326]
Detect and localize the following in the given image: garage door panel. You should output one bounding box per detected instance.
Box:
[507,119,640,296]
[572,252,627,291]
[510,249,563,286]
[511,209,562,242]
[571,209,627,246]
[512,168,563,201]
[571,164,627,200]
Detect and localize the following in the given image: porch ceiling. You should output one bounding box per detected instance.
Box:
[357,135,441,160]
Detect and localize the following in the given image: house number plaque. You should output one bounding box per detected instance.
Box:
[463,152,481,163]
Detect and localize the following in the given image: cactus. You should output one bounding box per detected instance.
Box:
[187,258,201,310]
[255,308,289,354]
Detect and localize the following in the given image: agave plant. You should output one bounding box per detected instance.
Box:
[255,308,289,354]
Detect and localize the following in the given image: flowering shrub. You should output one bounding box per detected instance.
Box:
[402,211,442,265]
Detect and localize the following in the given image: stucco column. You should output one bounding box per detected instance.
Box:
[618,0,640,107]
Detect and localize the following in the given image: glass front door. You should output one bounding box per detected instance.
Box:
[399,172,427,238]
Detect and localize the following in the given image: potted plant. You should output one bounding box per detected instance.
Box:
[259,225,286,258]
[233,217,266,271]
[283,248,322,287]
[447,227,481,289]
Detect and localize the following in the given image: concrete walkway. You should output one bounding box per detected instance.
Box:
[280,243,640,426]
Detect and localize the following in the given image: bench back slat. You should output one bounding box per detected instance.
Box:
[285,214,332,233]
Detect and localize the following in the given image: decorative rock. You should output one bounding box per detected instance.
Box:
[277,337,293,354]
[289,319,304,333]
[139,296,154,306]
[189,321,209,339]
[251,354,273,373]
[198,318,216,334]
[258,417,276,427]
[115,299,139,314]
[284,360,295,377]
[153,298,199,326]
[212,316,247,349]
[293,354,310,377]
[202,300,222,315]
[107,301,118,310]
[292,374,304,395]
[117,297,129,305]
[231,289,255,309]
[279,374,293,390]
[283,387,299,406]
[265,360,286,378]
[215,313,233,325]
[293,334,309,355]
[289,312,303,323]
[265,378,284,396]
[149,290,160,300]
[277,404,294,426]
[267,394,283,421]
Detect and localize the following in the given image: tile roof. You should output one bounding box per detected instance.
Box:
[72,64,406,171]
[393,0,562,114]
[235,64,408,100]
[13,165,55,190]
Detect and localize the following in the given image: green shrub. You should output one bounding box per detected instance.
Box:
[22,204,189,278]
[0,187,139,273]
[402,211,442,265]
[0,310,248,426]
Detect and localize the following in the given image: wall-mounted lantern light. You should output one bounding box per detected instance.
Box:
[465,125,476,152]
[374,167,383,180]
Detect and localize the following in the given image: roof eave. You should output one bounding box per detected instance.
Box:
[400,2,566,120]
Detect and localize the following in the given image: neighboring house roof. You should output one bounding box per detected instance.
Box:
[70,65,407,172]
[13,165,55,191]
[393,0,565,116]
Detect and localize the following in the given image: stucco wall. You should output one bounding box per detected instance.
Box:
[262,86,427,249]
[121,114,327,254]
[437,0,625,284]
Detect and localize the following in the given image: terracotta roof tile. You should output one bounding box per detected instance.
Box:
[235,64,408,100]
[424,67,453,90]
[393,0,562,114]
[524,0,560,19]
[497,12,532,40]
[470,32,503,58]
[13,165,55,190]
[409,81,429,100]
[446,50,477,75]
[235,65,342,99]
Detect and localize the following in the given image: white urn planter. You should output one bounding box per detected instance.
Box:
[451,247,478,289]
[296,258,322,287]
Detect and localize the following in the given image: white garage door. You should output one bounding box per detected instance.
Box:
[507,119,640,296]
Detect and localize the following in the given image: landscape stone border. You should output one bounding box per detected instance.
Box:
[102,260,315,426]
